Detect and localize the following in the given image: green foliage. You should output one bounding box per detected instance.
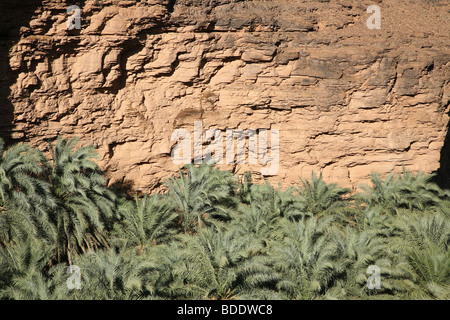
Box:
[270,216,340,300]
[165,163,237,233]
[112,194,178,253]
[66,248,155,300]
[295,172,356,223]
[326,211,415,300]
[0,138,449,300]
[0,138,55,246]
[395,213,450,299]
[47,137,118,263]
[0,239,67,300]
[238,176,304,221]
[171,227,280,300]
[357,168,446,215]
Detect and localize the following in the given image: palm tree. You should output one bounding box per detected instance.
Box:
[230,201,283,249]
[437,199,450,218]
[0,239,68,300]
[269,216,341,299]
[395,213,450,299]
[112,194,178,254]
[230,175,307,250]
[140,241,199,299]
[357,169,444,215]
[66,248,154,300]
[326,205,450,300]
[46,137,117,264]
[165,163,237,233]
[326,219,414,299]
[177,227,280,300]
[295,172,354,222]
[237,174,305,221]
[0,138,55,246]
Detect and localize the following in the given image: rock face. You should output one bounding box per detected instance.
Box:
[1,0,449,192]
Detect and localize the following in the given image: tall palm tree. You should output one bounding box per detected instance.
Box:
[46,137,117,264]
[0,239,68,300]
[178,227,280,300]
[269,216,341,300]
[395,213,450,299]
[67,248,154,300]
[326,219,414,300]
[140,241,199,299]
[0,138,55,246]
[357,169,444,215]
[237,174,305,221]
[230,201,283,249]
[112,194,178,254]
[165,163,237,233]
[295,172,354,221]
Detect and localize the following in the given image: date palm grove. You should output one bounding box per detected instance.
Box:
[0,137,448,300]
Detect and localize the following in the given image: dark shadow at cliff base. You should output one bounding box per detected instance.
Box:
[109,179,137,200]
[0,0,42,146]
[0,40,14,145]
[432,111,450,190]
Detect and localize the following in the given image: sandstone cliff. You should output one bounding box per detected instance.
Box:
[0,0,449,193]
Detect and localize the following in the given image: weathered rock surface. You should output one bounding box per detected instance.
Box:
[0,0,449,192]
